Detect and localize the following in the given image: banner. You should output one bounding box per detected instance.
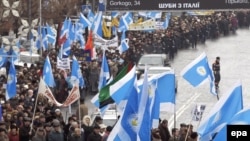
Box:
[128,19,156,31]
[191,104,206,121]
[94,34,118,48]
[57,57,70,70]
[74,49,92,62]
[106,0,250,11]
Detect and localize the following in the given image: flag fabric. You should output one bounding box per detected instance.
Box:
[118,31,129,54]
[107,75,139,141]
[71,56,85,88]
[0,47,7,67]
[213,107,250,141]
[180,52,216,95]
[74,22,86,48]
[111,12,119,18]
[43,56,56,87]
[58,18,70,46]
[5,59,16,100]
[98,0,105,11]
[118,12,133,32]
[46,24,56,45]
[147,12,162,19]
[41,27,48,50]
[85,31,94,58]
[99,64,135,108]
[163,13,171,29]
[87,10,95,23]
[91,12,103,37]
[79,12,91,28]
[137,68,151,141]
[102,19,112,38]
[197,81,243,141]
[150,80,160,128]
[62,38,71,57]
[98,52,110,90]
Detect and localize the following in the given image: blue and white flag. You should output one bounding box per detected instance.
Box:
[198,81,243,141]
[98,0,105,11]
[111,12,119,18]
[107,75,139,141]
[98,52,110,90]
[91,12,103,37]
[42,27,48,50]
[118,12,133,32]
[147,12,162,19]
[213,107,250,141]
[180,52,216,95]
[71,56,85,88]
[87,10,95,23]
[0,47,7,67]
[43,56,56,87]
[163,13,171,29]
[118,31,129,54]
[6,59,16,100]
[79,13,91,28]
[46,24,56,45]
[62,38,71,57]
[137,68,151,141]
[74,22,86,48]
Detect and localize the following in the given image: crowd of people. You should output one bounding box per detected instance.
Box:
[0,10,249,141]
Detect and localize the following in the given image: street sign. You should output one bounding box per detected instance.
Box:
[106,0,250,11]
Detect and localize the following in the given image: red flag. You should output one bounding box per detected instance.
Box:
[85,31,94,58]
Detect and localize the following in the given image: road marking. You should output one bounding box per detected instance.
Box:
[168,92,200,129]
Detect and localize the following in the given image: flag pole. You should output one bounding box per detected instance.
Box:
[184,113,195,141]
[30,78,42,133]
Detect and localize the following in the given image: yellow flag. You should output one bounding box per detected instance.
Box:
[102,20,111,38]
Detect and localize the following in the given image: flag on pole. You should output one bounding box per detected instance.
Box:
[180,52,216,95]
[46,24,56,45]
[99,64,135,108]
[137,67,151,141]
[79,12,91,28]
[198,81,243,141]
[5,59,16,100]
[191,104,206,121]
[107,75,139,141]
[98,52,110,90]
[98,0,105,11]
[71,56,85,88]
[118,31,129,54]
[43,56,55,87]
[0,47,7,67]
[213,107,250,141]
[118,12,133,32]
[91,12,103,37]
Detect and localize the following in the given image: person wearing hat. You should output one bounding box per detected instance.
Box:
[92,116,103,128]
[212,56,221,91]
[87,125,102,141]
[8,125,19,141]
[68,128,84,141]
[19,117,32,141]
[99,124,107,136]
[0,128,8,141]
[48,119,64,141]
[44,123,52,141]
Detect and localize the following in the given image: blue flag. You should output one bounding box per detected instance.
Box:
[198,81,243,141]
[118,31,129,54]
[108,77,139,141]
[0,47,7,67]
[91,12,103,37]
[79,12,91,28]
[46,24,56,45]
[98,0,105,11]
[118,12,133,32]
[62,38,71,57]
[163,13,171,29]
[98,52,110,90]
[137,68,151,141]
[213,107,250,141]
[43,56,55,87]
[6,59,16,100]
[71,56,85,88]
[181,52,216,95]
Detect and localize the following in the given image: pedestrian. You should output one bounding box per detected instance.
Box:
[68,128,84,141]
[8,125,19,141]
[82,115,93,141]
[87,125,102,141]
[32,127,46,141]
[0,128,9,141]
[48,120,64,141]
[102,126,113,141]
[75,99,88,121]
[19,117,32,141]
[158,119,171,141]
[212,56,221,91]
[169,128,179,141]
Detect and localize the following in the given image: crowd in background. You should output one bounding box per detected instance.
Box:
[0,10,249,141]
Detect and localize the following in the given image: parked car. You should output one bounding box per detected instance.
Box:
[136,54,170,79]
[140,67,178,93]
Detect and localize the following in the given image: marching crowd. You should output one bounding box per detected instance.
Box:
[0,10,249,141]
